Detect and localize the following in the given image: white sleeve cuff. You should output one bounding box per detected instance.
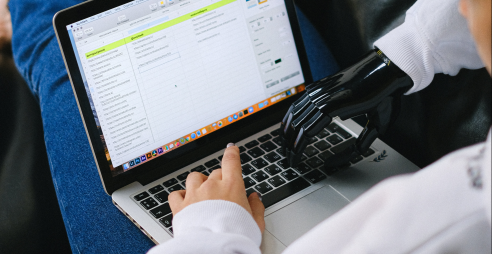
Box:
[374,0,483,95]
[374,18,437,95]
[173,200,262,246]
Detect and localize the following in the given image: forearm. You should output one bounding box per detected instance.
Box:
[374,0,484,94]
[148,201,261,254]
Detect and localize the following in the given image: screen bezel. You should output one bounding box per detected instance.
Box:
[53,0,312,195]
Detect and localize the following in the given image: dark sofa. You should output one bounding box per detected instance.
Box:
[0,0,490,252]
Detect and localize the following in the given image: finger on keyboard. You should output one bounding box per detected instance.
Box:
[221,143,243,182]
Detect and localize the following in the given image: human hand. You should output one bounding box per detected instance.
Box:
[279,49,411,172]
[168,143,265,233]
[0,0,12,50]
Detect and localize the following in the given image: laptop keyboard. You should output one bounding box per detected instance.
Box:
[131,122,376,235]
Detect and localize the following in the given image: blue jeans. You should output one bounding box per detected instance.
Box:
[8,0,339,252]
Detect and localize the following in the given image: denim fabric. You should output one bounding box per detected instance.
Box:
[8,0,338,252]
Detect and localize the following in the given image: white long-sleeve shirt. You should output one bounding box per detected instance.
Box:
[148,0,491,252]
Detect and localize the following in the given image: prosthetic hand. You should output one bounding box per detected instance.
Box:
[280,48,412,172]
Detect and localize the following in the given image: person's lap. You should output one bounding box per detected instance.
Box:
[8,0,338,252]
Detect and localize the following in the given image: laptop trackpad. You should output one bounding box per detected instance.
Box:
[264,185,350,246]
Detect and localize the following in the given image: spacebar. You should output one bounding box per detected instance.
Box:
[262,178,311,208]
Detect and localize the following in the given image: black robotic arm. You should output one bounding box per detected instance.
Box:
[279,48,412,173]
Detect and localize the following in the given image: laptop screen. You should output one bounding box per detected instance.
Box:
[66,0,305,177]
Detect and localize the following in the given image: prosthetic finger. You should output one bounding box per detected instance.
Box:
[288,111,332,167]
[279,93,309,153]
[321,120,379,175]
[284,103,320,157]
[281,79,339,157]
[321,96,398,174]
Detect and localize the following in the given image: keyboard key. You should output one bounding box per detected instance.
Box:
[324,166,339,175]
[362,148,375,157]
[281,169,299,181]
[307,137,318,144]
[294,163,311,174]
[331,138,356,154]
[247,147,266,158]
[163,178,178,187]
[150,203,172,218]
[246,188,256,197]
[255,182,273,194]
[134,191,150,201]
[303,146,319,157]
[301,155,307,161]
[159,214,173,228]
[318,150,335,162]
[304,170,327,183]
[270,129,280,136]
[177,171,190,181]
[244,177,256,189]
[204,159,220,168]
[264,152,281,163]
[272,137,282,146]
[350,155,364,164]
[251,158,269,169]
[336,128,352,139]
[260,141,277,152]
[277,159,290,169]
[265,164,283,176]
[202,171,210,176]
[208,165,221,173]
[239,146,246,153]
[191,165,206,172]
[242,164,256,175]
[316,129,330,139]
[149,185,164,195]
[167,184,184,193]
[169,227,173,234]
[276,148,286,156]
[326,123,340,133]
[327,123,352,139]
[154,191,169,203]
[140,197,159,210]
[245,140,259,149]
[258,134,272,143]
[306,157,323,168]
[218,155,223,161]
[339,163,351,169]
[240,153,252,164]
[268,175,286,187]
[261,178,311,208]
[314,140,332,151]
[326,135,343,145]
[251,170,269,182]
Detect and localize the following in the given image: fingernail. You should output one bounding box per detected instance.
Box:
[227,143,235,148]
[256,192,262,201]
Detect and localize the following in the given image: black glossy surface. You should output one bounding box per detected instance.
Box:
[280,50,412,169]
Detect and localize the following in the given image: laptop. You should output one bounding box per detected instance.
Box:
[53,0,419,252]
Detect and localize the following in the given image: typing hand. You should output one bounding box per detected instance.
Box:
[279,49,411,172]
[168,143,265,233]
